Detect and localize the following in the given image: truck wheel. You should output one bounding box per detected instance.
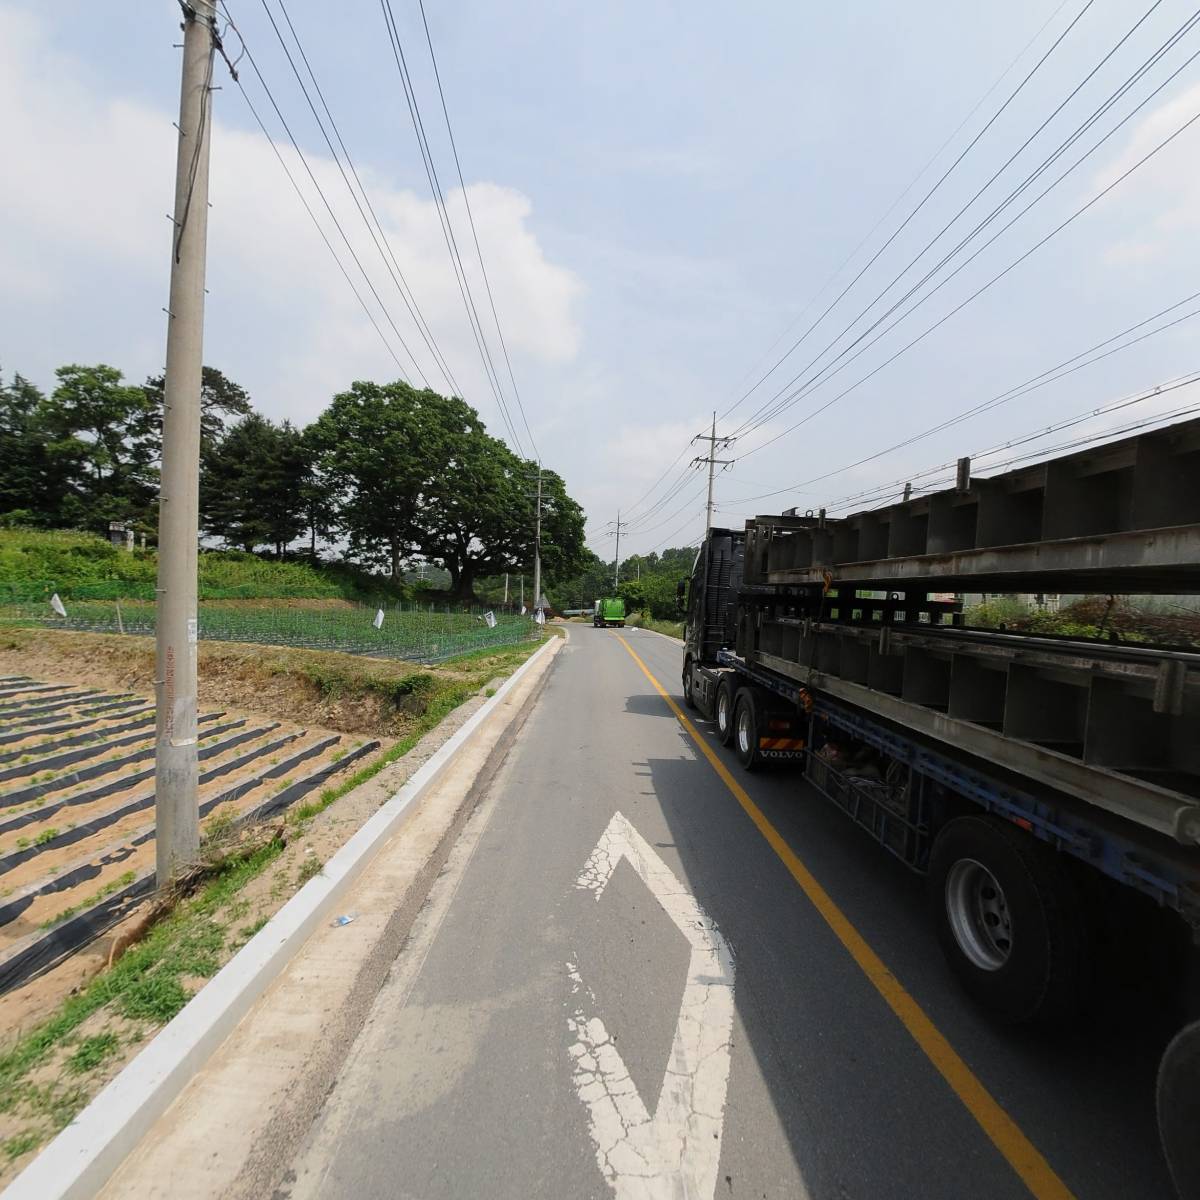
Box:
[928,815,1088,1025]
[715,679,736,746]
[682,660,697,710]
[733,691,762,771]
[1158,1018,1200,1200]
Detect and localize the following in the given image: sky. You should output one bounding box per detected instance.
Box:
[2,0,1199,568]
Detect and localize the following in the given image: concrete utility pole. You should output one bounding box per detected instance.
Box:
[691,412,736,533]
[532,468,543,614]
[155,0,217,886]
[610,510,628,590]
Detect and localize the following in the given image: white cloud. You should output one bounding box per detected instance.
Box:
[1092,81,1200,267]
[0,4,582,437]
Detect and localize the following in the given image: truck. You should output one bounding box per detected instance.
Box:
[679,416,1200,1197]
[593,597,626,628]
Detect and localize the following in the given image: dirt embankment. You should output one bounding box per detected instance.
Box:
[0,628,473,738]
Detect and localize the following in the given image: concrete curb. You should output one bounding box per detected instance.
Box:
[1,636,559,1200]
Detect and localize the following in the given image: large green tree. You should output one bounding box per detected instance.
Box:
[142,365,253,455]
[200,413,308,554]
[0,371,58,523]
[39,364,159,530]
[306,380,453,577]
[309,379,586,598]
[415,444,585,600]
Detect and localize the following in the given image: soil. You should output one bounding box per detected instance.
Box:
[0,629,445,737]
[0,678,501,1185]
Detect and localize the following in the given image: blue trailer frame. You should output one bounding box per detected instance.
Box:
[715,649,1200,931]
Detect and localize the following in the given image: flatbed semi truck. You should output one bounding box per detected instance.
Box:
[678,417,1200,1197]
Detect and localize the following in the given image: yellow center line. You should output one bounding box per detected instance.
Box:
[615,634,1076,1200]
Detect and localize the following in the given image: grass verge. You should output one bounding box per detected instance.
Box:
[0,837,284,1166]
[625,614,684,639]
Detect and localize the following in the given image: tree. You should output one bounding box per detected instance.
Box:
[200,414,308,554]
[416,442,586,600]
[0,371,57,523]
[142,365,253,455]
[546,548,610,613]
[39,364,159,530]
[306,380,446,577]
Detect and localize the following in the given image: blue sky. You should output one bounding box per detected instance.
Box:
[2,1,1199,564]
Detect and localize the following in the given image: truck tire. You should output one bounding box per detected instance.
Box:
[733,690,763,771]
[682,660,698,710]
[928,815,1089,1025]
[715,678,736,746]
[1158,1018,1200,1200]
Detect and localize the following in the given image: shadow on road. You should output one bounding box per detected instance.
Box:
[627,683,1178,1200]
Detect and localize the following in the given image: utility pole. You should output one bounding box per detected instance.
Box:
[691,411,736,533]
[504,572,509,606]
[609,510,628,590]
[520,574,524,610]
[155,0,217,887]
[531,467,543,614]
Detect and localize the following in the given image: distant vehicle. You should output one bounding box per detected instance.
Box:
[593,597,625,628]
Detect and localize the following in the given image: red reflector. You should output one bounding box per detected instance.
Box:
[767,719,792,732]
[1013,817,1033,832]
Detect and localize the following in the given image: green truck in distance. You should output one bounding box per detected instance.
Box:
[593,597,625,628]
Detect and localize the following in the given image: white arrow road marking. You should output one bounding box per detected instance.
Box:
[568,811,735,1200]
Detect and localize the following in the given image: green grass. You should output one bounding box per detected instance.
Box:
[626,614,684,638]
[0,530,343,600]
[296,855,323,884]
[287,636,544,828]
[1,839,283,1105]
[3,1132,39,1161]
[66,1033,119,1075]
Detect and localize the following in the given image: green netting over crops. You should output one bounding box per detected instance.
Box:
[0,593,539,664]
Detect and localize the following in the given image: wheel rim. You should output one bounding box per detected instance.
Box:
[717,691,729,733]
[945,858,1013,972]
[683,667,692,700]
[737,707,751,755]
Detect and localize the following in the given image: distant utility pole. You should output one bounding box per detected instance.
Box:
[608,511,628,590]
[691,412,736,533]
[530,467,543,613]
[155,0,217,886]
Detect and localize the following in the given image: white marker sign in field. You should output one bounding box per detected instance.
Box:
[569,811,736,1200]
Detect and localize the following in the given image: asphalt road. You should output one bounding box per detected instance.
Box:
[282,625,1176,1200]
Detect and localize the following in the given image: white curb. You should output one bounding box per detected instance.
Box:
[2,636,558,1200]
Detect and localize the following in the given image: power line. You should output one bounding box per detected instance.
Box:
[726,289,1200,505]
[377,0,528,457]
[631,0,1086,530]
[265,0,467,397]
[416,0,539,461]
[721,0,1099,429]
[731,2,1200,445]
[720,0,1074,419]
[731,75,1200,464]
[218,5,424,382]
[820,375,1200,513]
